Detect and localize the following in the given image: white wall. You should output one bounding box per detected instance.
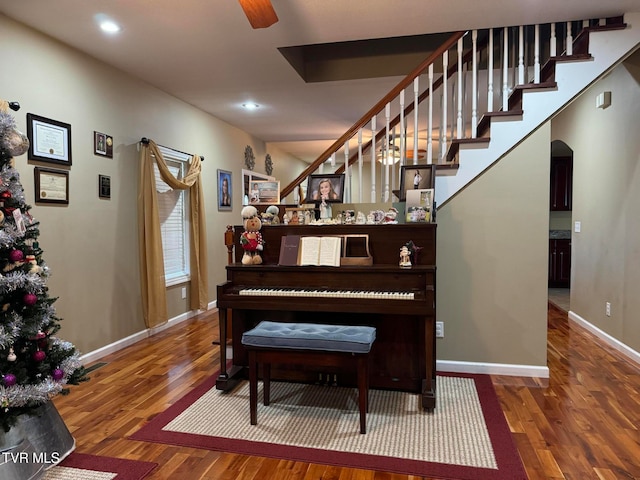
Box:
[0,15,306,353]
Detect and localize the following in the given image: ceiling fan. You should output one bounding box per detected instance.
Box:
[238,0,279,29]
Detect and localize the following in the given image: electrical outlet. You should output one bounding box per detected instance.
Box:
[181,287,187,299]
[435,321,444,338]
[606,302,611,317]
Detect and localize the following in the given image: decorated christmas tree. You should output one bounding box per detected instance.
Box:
[0,100,87,432]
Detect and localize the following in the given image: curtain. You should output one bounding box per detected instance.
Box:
[138,139,208,328]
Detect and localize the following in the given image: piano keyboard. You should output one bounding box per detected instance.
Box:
[239,287,415,300]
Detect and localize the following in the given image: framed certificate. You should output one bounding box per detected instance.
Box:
[34,167,69,205]
[27,113,72,166]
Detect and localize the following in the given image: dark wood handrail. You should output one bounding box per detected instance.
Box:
[280,30,466,199]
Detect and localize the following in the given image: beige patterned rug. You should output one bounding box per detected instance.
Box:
[43,453,156,480]
[131,373,526,479]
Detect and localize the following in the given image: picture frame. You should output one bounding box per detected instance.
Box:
[250,180,280,205]
[242,169,274,202]
[284,207,314,225]
[304,173,345,203]
[217,169,232,211]
[405,188,434,222]
[94,131,113,158]
[98,174,111,199]
[399,164,436,201]
[26,113,72,166]
[34,167,69,204]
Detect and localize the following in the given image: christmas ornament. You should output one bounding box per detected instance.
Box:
[7,347,16,361]
[32,350,46,362]
[3,373,17,386]
[52,368,64,381]
[23,292,37,305]
[0,190,11,200]
[9,249,24,262]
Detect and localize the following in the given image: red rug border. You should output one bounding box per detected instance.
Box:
[130,371,526,480]
[58,452,157,480]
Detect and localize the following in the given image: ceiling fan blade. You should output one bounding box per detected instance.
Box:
[238,0,279,29]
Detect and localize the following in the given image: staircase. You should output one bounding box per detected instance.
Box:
[280,13,640,208]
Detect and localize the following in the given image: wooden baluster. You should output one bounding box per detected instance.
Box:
[550,23,557,57]
[427,64,434,164]
[471,29,478,138]
[413,78,419,165]
[456,37,463,139]
[343,140,350,203]
[502,27,509,111]
[488,28,494,113]
[384,103,391,201]
[441,49,449,161]
[534,24,541,83]
[357,129,363,203]
[370,115,377,202]
[566,21,573,55]
[518,25,525,85]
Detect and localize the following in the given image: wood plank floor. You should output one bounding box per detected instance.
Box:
[52,304,640,479]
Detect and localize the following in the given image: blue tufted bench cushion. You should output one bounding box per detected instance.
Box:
[242,321,376,354]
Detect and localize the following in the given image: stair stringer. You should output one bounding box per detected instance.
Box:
[435,12,640,208]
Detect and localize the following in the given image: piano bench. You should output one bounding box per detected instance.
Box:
[241,321,376,434]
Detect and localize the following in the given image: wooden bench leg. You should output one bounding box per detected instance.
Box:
[357,355,367,434]
[249,350,258,425]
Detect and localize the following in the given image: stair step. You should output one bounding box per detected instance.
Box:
[477,110,523,137]
[446,137,491,163]
[508,81,557,110]
[435,163,460,176]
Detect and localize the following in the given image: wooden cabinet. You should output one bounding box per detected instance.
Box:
[550,156,573,211]
[549,239,571,287]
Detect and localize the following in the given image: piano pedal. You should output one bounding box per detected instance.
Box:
[332,374,338,386]
[316,373,324,385]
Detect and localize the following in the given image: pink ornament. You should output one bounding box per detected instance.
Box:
[23,293,37,306]
[52,368,64,381]
[9,249,24,262]
[32,350,46,362]
[3,373,17,386]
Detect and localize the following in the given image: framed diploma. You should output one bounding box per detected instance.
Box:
[27,113,72,166]
[34,167,69,205]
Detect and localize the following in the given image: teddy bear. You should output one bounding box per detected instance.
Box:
[240,205,264,265]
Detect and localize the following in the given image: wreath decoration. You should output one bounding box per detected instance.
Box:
[244,145,255,170]
[265,154,273,175]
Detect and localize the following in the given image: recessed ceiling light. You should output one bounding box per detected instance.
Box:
[100,20,122,34]
[242,103,260,110]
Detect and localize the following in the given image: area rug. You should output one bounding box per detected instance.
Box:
[131,372,526,480]
[44,453,157,480]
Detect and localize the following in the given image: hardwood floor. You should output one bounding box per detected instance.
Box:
[53,304,640,479]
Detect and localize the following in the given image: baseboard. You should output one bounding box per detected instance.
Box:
[80,300,217,365]
[569,310,640,366]
[437,360,549,378]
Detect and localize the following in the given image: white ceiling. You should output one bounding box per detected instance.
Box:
[1,0,638,162]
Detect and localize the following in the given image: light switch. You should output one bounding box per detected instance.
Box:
[574,221,581,233]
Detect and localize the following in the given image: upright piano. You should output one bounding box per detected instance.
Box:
[216,222,437,410]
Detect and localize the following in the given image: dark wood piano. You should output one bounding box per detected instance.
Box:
[216,222,437,410]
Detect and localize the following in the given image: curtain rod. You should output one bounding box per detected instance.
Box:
[140,137,204,162]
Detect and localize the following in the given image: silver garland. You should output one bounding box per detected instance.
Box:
[0,270,47,295]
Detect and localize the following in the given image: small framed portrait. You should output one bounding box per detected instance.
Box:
[94,131,113,158]
[242,169,274,202]
[250,180,280,205]
[217,169,232,211]
[304,174,345,203]
[399,164,436,201]
[98,174,111,199]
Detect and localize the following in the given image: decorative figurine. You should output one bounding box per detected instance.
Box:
[240,206,264,265]
[399,245,412,268]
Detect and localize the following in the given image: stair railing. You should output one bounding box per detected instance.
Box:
[280,17,621,205]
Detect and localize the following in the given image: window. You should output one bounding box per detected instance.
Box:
[154,146,190,286]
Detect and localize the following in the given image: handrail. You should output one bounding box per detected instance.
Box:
[280,30,466,199]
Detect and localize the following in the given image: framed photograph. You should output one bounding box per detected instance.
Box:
[34,167,69,204]
[304,173,345,203]
[217,169,232,211]
[98,174,111,199]
[284,207,314,225]
[250,180,280,205]
[26,113,72,166]
[242,169,274,202]
[399,164,436,201]
[405,188,434,222]
[94,131,113,158]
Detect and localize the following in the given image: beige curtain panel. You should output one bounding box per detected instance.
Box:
[138,139,209,328]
